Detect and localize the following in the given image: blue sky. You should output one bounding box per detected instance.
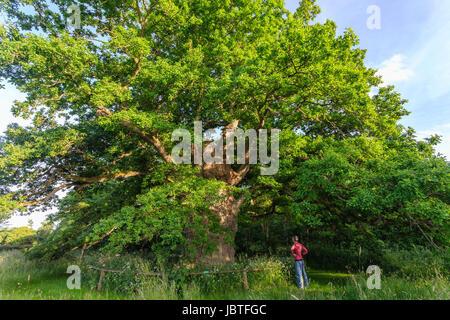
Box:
[285,0,450,158]
[1,0,449,228]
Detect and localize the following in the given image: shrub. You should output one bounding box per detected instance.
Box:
[81,253,291,297]
[382,247,450,278]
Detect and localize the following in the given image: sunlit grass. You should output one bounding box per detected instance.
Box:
[1,250,448,300]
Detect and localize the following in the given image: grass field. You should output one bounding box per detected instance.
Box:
[0,250,448,300]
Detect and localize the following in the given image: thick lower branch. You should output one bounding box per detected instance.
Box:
[19,183,75,208]
[62,170,146,184]
[96,105,172,163]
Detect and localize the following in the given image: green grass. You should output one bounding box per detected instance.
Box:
[0,250,127,299]
[0,250,448,300]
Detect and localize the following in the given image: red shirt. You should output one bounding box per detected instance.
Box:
[291,242,308,260]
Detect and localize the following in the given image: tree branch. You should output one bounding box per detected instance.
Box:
[19,183,75,208]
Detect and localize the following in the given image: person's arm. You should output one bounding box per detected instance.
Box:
[291,245,296,257]
[302,245,308,255]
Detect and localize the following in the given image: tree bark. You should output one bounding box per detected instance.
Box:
[184,120,248,264]
[195,191,245,265]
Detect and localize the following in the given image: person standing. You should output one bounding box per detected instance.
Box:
[291,235,309,289]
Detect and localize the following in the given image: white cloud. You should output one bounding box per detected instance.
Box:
[376,54,414,85]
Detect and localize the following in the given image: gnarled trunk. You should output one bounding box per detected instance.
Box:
[196,192,245,265]
[191,120,249,265]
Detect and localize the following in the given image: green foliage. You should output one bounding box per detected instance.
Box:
[28,167,234,265]
[189,256,289,295]
[1,250,448,300]
[0,250,126,299]
[285,244,449,277]
[0,0,447,264]
[0,226,36,245]
[290,137,449,248]
[382,247,450,278]
[82,252,160,295]
[81,251,290,296]
[238,132,449,255]
[79,247,450,297]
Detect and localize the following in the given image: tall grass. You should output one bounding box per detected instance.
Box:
[0,249,125,299]
[1,249,448,300]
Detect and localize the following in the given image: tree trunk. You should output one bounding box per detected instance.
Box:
[195,192,245,265]
[190,121,249,265]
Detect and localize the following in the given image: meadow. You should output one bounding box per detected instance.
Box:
[0,249,448,300]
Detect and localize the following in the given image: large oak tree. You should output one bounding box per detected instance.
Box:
[0,0,418,263]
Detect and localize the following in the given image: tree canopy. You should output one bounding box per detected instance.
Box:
[0,0,448,263]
